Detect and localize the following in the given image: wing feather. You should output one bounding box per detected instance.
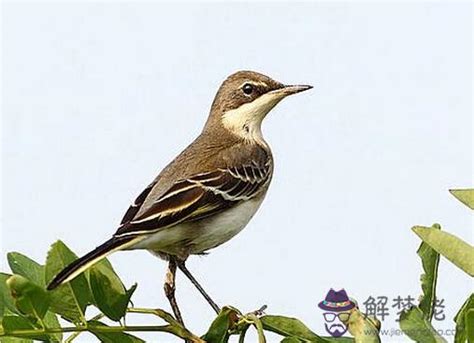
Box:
[114,161,271,237]
[119,181,156,225]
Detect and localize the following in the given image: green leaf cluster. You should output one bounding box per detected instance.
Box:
[1,188,473,342]
[1,252,62,343]
[200,307,363,342]
[400,189,474,343]
[0,241,140,342]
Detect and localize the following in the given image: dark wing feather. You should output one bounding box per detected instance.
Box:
[119,181,156,225]
[114,162,271,237]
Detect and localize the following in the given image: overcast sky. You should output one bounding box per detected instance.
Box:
[2,2,472,342]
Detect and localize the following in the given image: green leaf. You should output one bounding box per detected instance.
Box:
[7,253,45,287]
[417,224,441,321]
[466,310,474,343]
[454,293,474,343]
[345,308,380,343]
[399,307,446,343]
[88,320,145,343]
[321,338,355,342]
[202,306,240,343]
[450,189,474,210]
[412,226,474,277]
[6,275,50,320]
[0,273,20,315]
[1,315,49,341]
[255,319,266,343]
[261,315,326,342]
[44,240,92,323]
[89,259,137,321]
[42,311,62,342]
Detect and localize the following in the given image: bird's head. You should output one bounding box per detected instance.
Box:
[205,70,312,142]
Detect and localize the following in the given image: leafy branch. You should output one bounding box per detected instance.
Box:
[0,240,205,342]
[0,240,360,342]
[1,188,473,342]
[399,189,474,343]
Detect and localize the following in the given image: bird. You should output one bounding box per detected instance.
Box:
[47,70,312,324]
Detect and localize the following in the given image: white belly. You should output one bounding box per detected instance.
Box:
[130,196,265,258]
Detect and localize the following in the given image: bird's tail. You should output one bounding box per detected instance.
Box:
[47,235,140,290]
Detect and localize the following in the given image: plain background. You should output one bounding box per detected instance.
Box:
[2,2,473,342]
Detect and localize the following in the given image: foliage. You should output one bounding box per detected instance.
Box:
[399,189,474,343]
[454,294,474,343]
[0,188,472,342]
[0,240,374,342]
[399,307,445,343]
[416,224,440,321]
[412,226,474,277]
[449,189,474,210]
[343,309,380,343]
[0,243,202,342]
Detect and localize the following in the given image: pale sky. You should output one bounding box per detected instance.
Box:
[2,2,473,342]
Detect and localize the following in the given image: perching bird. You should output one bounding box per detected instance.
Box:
[47,70,312,324]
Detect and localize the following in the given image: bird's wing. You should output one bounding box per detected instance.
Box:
[114,161,272,237]
[119,181,157,225]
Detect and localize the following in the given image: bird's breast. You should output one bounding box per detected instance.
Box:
[131,193,267,259]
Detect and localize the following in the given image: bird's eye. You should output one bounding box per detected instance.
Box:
[242,83,254,95]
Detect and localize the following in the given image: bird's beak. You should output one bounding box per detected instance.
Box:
[271,84,313,97]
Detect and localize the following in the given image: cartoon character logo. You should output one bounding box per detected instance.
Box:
[318,289,355,337]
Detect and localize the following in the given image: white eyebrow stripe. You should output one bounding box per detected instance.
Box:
[238,81,268,89]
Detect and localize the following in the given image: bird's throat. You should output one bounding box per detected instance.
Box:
[220,91,283,144]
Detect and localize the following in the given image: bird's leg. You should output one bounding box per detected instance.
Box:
[164,258,184,325]
[177,261,221,314]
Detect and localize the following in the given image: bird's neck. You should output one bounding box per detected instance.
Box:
[204,112,270,149]
[205,120,269,150]
[225,115,266,144]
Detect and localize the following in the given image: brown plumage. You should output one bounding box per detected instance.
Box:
[47,70,311,323]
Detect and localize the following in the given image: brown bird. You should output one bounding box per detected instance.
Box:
[47,70,312,324]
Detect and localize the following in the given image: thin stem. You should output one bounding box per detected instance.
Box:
[126,307,203,342]
[64,313,105,343]
[4,325,174,336]
[1,307,204,342]
[64,329,82,343]
[127,307,160,316]
[238,325,249,343]
[32,307,46,330]
[127,307,179,324]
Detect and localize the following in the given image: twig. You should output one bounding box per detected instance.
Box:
[2,308,204,343]
[64,313,105,343]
